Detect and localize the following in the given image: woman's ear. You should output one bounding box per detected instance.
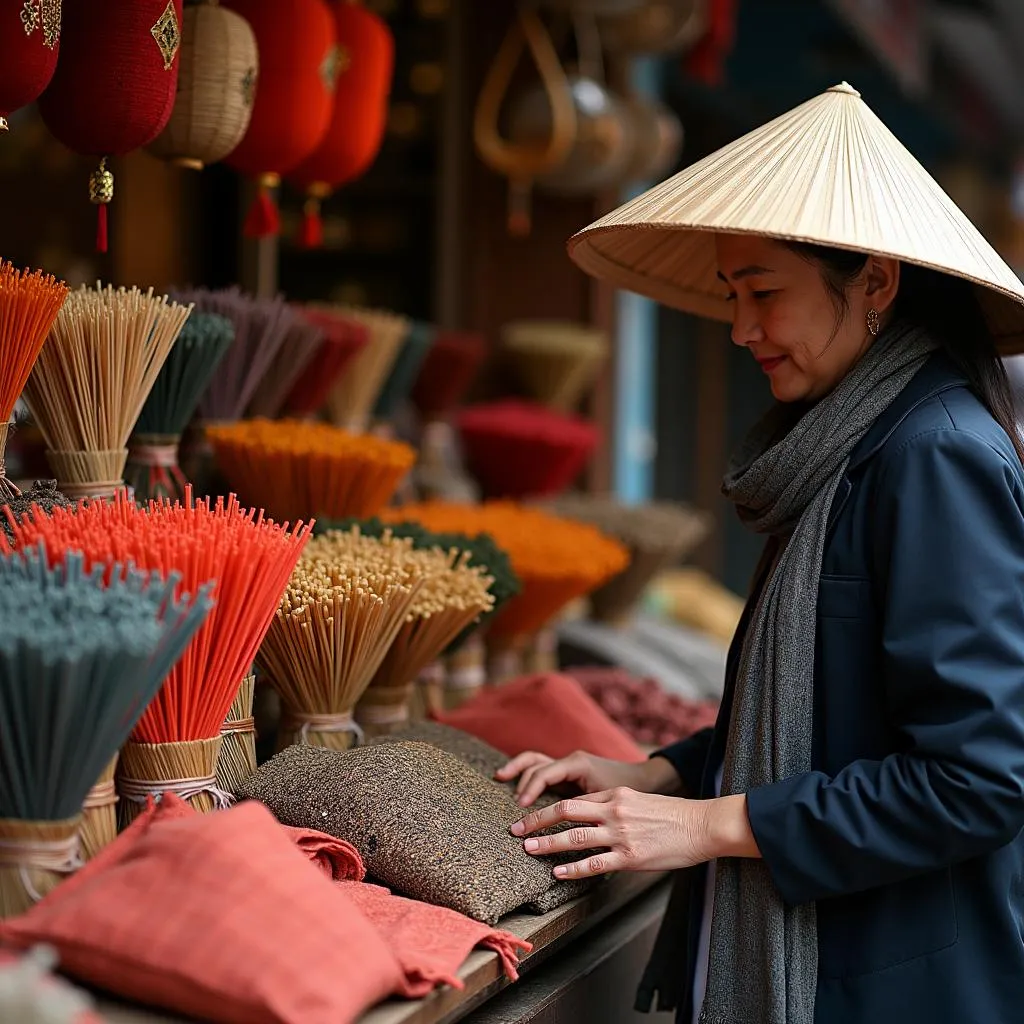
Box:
[864,256,900,314]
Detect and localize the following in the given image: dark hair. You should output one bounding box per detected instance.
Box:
[785,241,1024,466]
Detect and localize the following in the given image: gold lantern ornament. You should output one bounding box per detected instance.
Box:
[148,0,259,170]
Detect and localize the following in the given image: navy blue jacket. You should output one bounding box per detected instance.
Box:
[656,355,1024,1024]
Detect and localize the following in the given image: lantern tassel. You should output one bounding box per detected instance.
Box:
[244,175,281,239]
[88,158,115,256]
[299,195,324,249]
[95,204,109,254]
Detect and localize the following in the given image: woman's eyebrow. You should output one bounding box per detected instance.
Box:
[716,265,774,282]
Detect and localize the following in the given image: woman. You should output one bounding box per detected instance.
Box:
[498,84,1024,1024]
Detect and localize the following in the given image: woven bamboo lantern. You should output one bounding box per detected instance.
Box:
[222,0,337,238]
[147,0,258,170]
[288,1,395,249]
[37,0,183,253]
[0,0,61,132]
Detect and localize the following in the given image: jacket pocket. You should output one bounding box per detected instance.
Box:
[817,868,958,979]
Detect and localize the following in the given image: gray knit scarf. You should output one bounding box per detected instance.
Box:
[695,321,936,1024]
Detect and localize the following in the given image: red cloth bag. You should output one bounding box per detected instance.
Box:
[0,795,403,1024]
[433,672,646,763]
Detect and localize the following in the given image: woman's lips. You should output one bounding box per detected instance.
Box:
[757,355,787,374]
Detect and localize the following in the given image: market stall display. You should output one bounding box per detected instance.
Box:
[245,315,326,419]
[21,284,191,501]
[126,311,234,503]
[373,321,436,428]
[0,261,68,501]
[0,545,212,914]
[4,491,310,830]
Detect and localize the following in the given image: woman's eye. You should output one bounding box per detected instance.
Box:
[752,289,777,301]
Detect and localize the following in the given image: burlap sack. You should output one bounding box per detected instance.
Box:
[238,742,557,924]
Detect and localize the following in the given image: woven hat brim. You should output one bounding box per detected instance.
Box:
[567,84,1024,356]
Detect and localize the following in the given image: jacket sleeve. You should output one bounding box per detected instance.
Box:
[745,427,1024,906]
[653,727,714,797]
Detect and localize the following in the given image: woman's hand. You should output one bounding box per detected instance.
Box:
[510,790,760,880]
[495,749,682,807]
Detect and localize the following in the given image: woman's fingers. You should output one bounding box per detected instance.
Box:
[521,825,611,858]
[551,853,621,880]
[511,795,609,836]
[494,751,551,782]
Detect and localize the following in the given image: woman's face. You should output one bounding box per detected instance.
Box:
[714,234,899,403]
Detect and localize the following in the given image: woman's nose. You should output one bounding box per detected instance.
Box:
[730,305,763,347]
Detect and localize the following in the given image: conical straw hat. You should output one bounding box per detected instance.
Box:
[568,82,1024,354]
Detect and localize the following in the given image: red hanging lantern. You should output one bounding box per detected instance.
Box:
[0,1,62,132]
[222,0,337,239]
[288,1,395,249]
[37,0,183,253]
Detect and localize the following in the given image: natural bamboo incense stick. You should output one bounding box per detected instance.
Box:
[79,755,118,861]
[0,546,212,914]
[257,529,422,754]
[5,490,310,825]
[0,262,69,500]
[216,670,257,792]
[22,283,191,500]
[313,305,409,434]
[355,540,494,736]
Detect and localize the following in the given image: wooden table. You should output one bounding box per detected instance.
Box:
[94,873,674,1024]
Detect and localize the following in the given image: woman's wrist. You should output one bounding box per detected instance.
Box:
[701,794,761,860]
[641,755,686,796]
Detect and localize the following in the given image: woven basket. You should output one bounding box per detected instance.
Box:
[147,1,259,170]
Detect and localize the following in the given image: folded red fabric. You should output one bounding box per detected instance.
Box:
[338,880,532,995]
[280,824,365,882]
[0,795,404,1024]
[433,672,646,762]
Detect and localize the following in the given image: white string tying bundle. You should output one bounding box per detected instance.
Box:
[117,774,235,810]
[283,710,364,745]
[0,834,84,904]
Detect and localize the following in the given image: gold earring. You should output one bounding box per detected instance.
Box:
[866,308,880,336]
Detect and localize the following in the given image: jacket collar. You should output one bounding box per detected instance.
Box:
[847,353,968,473]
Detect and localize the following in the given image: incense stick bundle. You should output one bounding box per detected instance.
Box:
[127,312,235,503]
[354,536,495,736]
[281,311,369,419]
[22,284,192,500]
[541,495,713,623]
[0,545,212,915]
[372,321,436,425]
[173,287,296,423]
[207,419,416,523]
[456,400,600,499]
[383,501,629,655]
[501,321,609,413]
[216,670,257,792]
[246,314,325,419]
[315,305,409,433]
[79,755,118,862]
[4,490,311,826]
[256,530,422,754]
[320,516,521,709]
[0,262,69,500]
[410,329,487,422]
